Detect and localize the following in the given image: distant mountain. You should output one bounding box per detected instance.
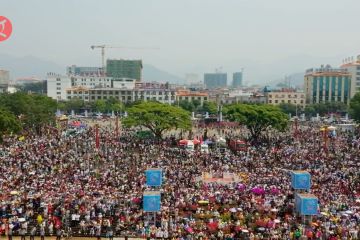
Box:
[0,54,185,84]
[143,64,185,84]
[0,54,65,80]
[266,72,304,88]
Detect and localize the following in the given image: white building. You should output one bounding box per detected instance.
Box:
[340,55,360,98]
[46,73,71,100]
[0,69,10,93]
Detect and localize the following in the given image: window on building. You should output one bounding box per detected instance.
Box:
[269,100,272,103]
[67,96,71,99]
[204,97,207,101]
[91,96,95,100]
[288,95,291,98]
[56,92,61,95]
[122,96,126,100]
[56,87,61,90]
[159,97,162,100]
[56,83,61,86]
[85,96,88,100]
[152,97,156,100]
[97,96,101,99]
[275,100,278,103]
[269,94,272,98]
[300,100,304,104]
[127,91,131,95]
[171,96,175,100]
[147,97,150,100]
[288,100,291,103]
[185,97,188,100]
[127,96,132,101]
[109,91,113,94]
[294,100,297,104]
[159,91,162,95]
[115,91,119,94]
[103,96,107,100]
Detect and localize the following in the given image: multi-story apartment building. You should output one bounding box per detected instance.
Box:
[304,65,351,104]
[340,55,360,98]
[106,59,142,80]
[204,73,227,89]
[0,69,10,93]
[175,89,208,106]
[47,73,72,100]
[265,89,306,107]
[232,72,243,88]
[66,82,177,104]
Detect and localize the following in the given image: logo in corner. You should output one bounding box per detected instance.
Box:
[0,16,13,42]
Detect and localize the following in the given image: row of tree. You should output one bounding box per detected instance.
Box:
[278,102,348,117]
[0,92,57,141]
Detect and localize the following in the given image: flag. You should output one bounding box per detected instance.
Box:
[95,125,100,149]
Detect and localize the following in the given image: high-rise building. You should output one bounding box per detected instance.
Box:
[340,55,360,98]
[106,59,143,80]
[0,69,10,93]
[46,73,71,100]
[204,73,227,89]
[304,65,351,104]
[232,72,243,88]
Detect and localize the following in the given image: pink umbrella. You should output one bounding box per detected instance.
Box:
[251,187,265,195]
[238,184,246,191]
[270,187,280,195]
[185,226,194,233]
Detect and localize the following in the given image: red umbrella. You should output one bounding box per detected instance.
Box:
[193,139,201,144]
[179,139,188,145]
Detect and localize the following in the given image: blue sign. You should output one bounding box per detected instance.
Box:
[143,192,161,212]
[295,193,318,215]
[291,171,311,190]
[146,168,162,187]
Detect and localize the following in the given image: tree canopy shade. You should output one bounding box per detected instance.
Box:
[0,93,57,133]
[349,92,360,122]
[122,101,192,139]
[0,107,21,142]
[226,104,289,142]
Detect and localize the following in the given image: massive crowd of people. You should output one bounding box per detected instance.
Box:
[0,120,359,239]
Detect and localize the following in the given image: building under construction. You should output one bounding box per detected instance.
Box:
[106,59,143,80]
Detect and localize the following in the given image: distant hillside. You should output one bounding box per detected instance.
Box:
[0,54,65,79]
[266,72,304,88]
[0,54,185,84]
[143,64,185,84]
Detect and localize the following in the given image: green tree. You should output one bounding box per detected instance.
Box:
[201,101,217,114]
[226,104,289,142]
[105,97,124,113]
[278,103,297,116]
[64,98,85,113]
[94,100,107,113]
[304,105,316,117]
[123,102,191,139]
[350,92,360,122]
[16,82,46,94]
[174,100,195,112]
[0,107,21,142]
[0,93,56,133]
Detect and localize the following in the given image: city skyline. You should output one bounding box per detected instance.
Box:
[1,0,360,83]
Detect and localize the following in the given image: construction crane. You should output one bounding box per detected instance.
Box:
[90,45,159,70]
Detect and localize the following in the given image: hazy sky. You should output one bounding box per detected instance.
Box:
[1,0,360,83]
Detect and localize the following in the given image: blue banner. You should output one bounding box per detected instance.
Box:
[291,171,311,190]
[146,169,162,187]
[143,192,161,212]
